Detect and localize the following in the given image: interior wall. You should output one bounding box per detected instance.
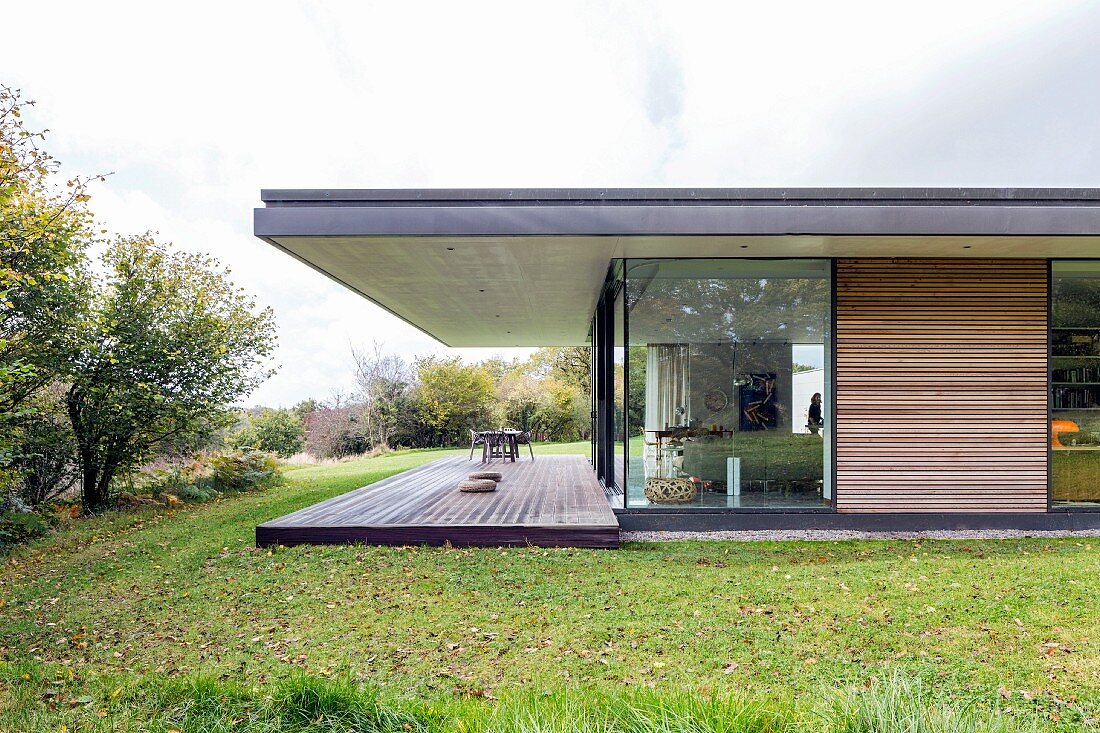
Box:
[686,343,736,429]
[685,343,794,431]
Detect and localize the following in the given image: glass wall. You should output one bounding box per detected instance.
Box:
[623,259,832,509]
[1052,261,1100,507]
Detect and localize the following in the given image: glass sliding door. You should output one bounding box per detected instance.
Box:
[623,259,832,510]
[1052,261,1100,507]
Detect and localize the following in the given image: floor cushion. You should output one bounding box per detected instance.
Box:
[458,478,497,493]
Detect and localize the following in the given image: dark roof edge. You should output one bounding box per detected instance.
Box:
[261,187,1100,207]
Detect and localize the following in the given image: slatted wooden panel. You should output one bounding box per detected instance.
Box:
[835,259,1048,513]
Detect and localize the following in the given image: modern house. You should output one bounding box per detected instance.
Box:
[255,188,1100,534]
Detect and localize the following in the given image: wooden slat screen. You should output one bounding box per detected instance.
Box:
[835,259,1048,513]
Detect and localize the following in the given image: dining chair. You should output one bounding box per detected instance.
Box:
[513,430,534,460]
[469,429,486,460]
[481,431,508,463]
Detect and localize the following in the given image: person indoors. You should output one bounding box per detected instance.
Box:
[807,392,824,434]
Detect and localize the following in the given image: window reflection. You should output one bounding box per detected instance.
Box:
[624,260,832,510]
[1052,261,1100,507]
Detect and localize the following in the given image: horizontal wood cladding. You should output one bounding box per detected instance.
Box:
[835,259,1048,513]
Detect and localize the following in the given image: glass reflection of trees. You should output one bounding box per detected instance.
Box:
[626,268,829,346]
[1054,276,1100,329]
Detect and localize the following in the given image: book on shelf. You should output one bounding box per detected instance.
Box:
[1053,365,1100,382]
[1054,386,1100,409]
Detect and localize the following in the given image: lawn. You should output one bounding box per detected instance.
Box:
[0,446,1098,731]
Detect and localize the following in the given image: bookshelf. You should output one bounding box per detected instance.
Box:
[1053,328,1100,411]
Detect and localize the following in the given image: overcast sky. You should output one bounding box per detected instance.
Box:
[5,1,1100,406]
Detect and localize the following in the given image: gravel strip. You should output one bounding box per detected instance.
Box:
[622,528,1100,542]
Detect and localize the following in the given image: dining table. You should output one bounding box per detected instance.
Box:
[651,427,734,456]
[478,429,523,463]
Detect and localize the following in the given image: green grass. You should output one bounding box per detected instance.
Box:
[0,668,1045,732]
[0,446,1098,731]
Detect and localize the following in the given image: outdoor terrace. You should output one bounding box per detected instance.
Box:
[256,454,619,548]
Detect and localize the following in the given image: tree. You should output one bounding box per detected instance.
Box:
[291,398,319,421]
[228,408,304,457]
[352,342,412,449]
[1,85,98,485]
[303,404,368,458]
[415,356,495,446]
[625,275,830,345]
[479,355,520,383]
[60,236,276,512]
[530,379,588,442]
[526,347,590,394]
[495,372,542,432]
[625,346,646,436]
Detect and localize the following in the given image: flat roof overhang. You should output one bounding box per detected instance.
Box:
[255,188,1100,347]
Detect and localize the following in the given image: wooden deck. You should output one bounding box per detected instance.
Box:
[256,455,620,548]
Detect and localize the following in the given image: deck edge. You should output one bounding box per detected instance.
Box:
[256,524,619,549]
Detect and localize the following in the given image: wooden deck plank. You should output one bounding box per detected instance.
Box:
[256,455,619,548]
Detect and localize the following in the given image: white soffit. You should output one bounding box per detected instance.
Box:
[271,235,620,347]
[270,234,1100,347]
[621,235,1100,258]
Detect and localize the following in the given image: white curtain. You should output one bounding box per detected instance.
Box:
[645,344,691,431]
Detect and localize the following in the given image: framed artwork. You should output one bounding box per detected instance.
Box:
[739,373,777,430]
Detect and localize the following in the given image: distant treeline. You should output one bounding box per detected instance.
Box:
[229,346,594,459]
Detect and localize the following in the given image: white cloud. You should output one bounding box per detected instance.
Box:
[4,0,1097,404]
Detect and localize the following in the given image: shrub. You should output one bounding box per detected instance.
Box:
[228,408,305,458]
[130,448,283,507]
[138,461,208,502]
[208,448,283,492]
[0,509,54,549]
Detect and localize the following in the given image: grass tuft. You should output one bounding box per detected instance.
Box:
[275,674,432,732]
[130,674,1037,733]
[825,673,1038,733]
